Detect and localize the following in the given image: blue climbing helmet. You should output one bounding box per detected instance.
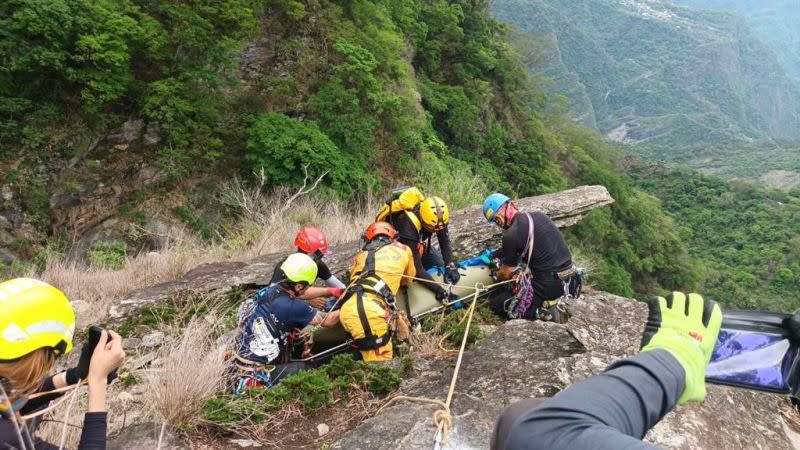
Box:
[483,193,510,222]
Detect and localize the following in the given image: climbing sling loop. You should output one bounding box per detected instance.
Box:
[505,213,535,319]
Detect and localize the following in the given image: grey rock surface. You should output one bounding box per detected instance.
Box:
[331,290,791,450]
[108,423,187,450]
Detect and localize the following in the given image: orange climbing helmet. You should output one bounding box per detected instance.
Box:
[364,221,397,241]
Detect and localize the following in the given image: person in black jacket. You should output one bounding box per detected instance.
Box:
[482,193,576,319]
[492,292,723,450]
[385,195,461,304]
[0,278,124,450]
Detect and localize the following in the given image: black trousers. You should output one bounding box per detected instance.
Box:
[489,275,564,320]
[421,246,444,269]
[491,398,549,450]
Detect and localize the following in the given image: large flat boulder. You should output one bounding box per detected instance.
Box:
[331,290,791,449]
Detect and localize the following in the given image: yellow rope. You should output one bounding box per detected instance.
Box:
[433,286,482,446]
[378,280,518,448]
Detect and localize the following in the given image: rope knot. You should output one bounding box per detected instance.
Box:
[433,408,453,444]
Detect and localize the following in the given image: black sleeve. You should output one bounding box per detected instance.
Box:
[408,238,446,296]
[393,213,420,249]
[0,407,106,450]
[270,256,288,284]
[316,260,332,280]
[77,412,107,450]
[436,227,454,265]
[501,226,524,267]
[504,350,683,450]
[19,376,63,414]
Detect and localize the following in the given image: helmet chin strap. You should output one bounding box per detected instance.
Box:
[500,202,518,229]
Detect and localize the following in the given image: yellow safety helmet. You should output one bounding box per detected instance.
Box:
[0,278,75,361]
[419,196,450,232]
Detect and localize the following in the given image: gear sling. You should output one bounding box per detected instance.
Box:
[348,240,397,350]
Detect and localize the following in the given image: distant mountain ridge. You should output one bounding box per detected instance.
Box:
[491,0,800,180]
[673,0,800,84]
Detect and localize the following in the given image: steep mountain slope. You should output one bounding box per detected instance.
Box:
[491,0,800,179]
[674,0,800,84]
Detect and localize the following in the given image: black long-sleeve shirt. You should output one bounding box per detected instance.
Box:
[499,212,572,274]
[388,211,453,296]
[503,349,684,450]
[1,375,107,449]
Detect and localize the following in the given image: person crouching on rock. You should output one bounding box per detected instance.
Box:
[339,222,415,362]
[234,253,340,391]
[0,278,125,450]
[268,226,347,311]
[378,187,461,305]
[482,193,580,321]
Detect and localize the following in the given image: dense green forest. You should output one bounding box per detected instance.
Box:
[491,0,800,184]
[629,164,800,312]
[9,0,798,313]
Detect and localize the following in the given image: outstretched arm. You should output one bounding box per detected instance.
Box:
[500,292,722,450]
[502,349,683,450]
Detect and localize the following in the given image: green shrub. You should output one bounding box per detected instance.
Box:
[413,152,488,209]
[201,354,402,425]
[172,206,216,241]
[244,113,376,199]
[86,241,127,270]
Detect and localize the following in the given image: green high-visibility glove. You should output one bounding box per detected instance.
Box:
[640,291,722,404]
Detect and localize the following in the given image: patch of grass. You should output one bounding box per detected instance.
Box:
[0,259,35,279]
[421,307,487,348]
[116,289,242,337]
[399,353,415,377]
[119,372,138,388]
[86,241,127,270]
[201,354,402,426]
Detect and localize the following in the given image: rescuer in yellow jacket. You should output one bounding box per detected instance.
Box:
[339,221,415,361]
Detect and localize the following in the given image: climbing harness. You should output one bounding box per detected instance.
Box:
[345,238,400,350]
[538,266,586,323]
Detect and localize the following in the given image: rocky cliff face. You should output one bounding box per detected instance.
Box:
[332,290,792,449]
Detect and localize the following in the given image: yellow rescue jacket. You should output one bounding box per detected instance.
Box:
[349,240,415,295]
[339,239,415,361]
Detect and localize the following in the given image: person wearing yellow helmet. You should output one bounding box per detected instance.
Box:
[234,253,341,390]
[0,278,125,449]
[383,191,461,304]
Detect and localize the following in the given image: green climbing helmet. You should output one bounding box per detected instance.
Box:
[280,253,318,285]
